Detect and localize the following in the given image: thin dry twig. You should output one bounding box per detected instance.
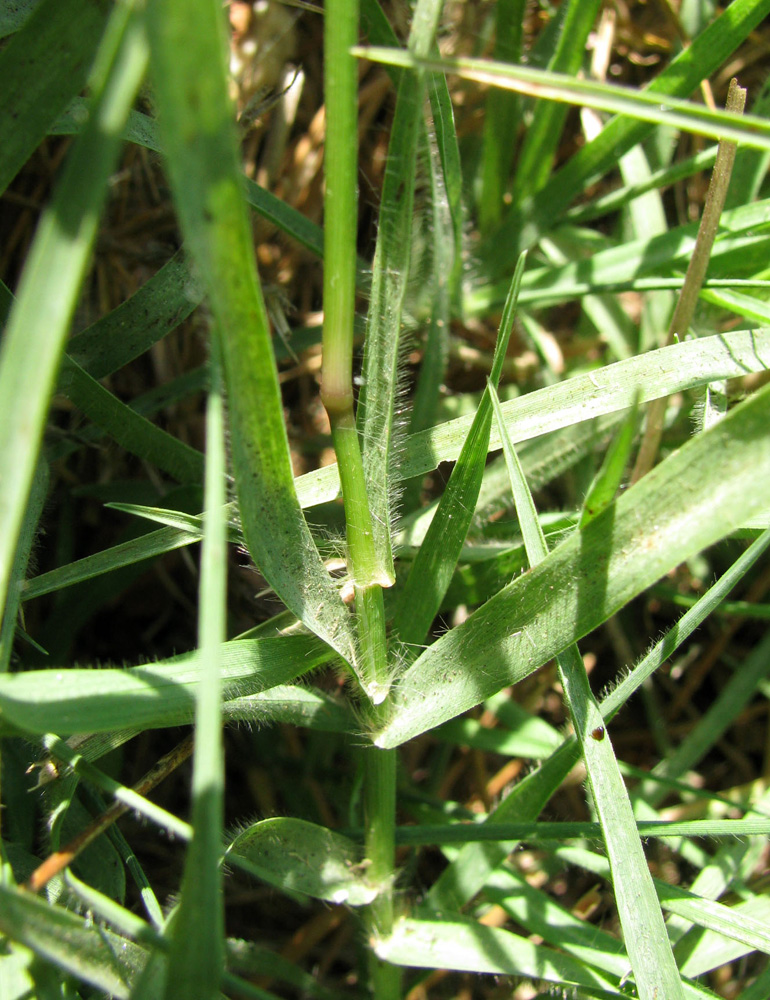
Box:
[631,78,747,483]
[24,734,194,894]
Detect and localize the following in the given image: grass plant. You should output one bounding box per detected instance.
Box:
[1,1,769,998]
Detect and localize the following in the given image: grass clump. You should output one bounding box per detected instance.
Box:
[1,2,770,999]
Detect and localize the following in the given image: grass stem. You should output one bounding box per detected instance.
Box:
[322,4,397,995]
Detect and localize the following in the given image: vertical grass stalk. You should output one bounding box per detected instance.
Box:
[161,341,227,1000]
[321,0,390,695]
[321,3,398,996]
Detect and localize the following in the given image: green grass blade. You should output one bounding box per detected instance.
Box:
[393,257,525,651]
[0,460,47,672]
[40,731,192,843]
[486,0,770,268]
[220,684,353,733]
[0,882,146,999]
[484,868,627,978]
[397,328,770,497]
[558,642,685,999]
[61,869,157,949]
[490,381,683,999]
[699,287,770,327]
[0,0,111,195]
[146,0,357,669]
[426,70,463,308]
[537,234,636,361]
[293,327,770,511]
[657,882,770,962]
[0,2,148,626]
[554,843,770,970]
[473,198,770,312]
[394,817,770,845]
[66,249,198,380]
[427,529,770,910]
[104,503,240,543]
[21,523,204,602]
[564,145,718,226]
[641,629,770,805]
[375,916,623,993]
[0,0,43,37]
[360,0,399,54]
[0,635,331,736]
[57,356,204,484]
[376,380,770,748]
[53,96,163,151]
[26,680,352,769]
[397,419,598,554]
[400,77,461,477]
[487,382,546,565]
[162,346,227,999]
[359,48,770,155]
[433,700,561,759]
[614,141,673,356]
[579,397,639,527]
[394,64,463,510]
[46,368,209,473]
[404,118,452,445]
[509,0,602,205]
[225,940,352,1000]
[357,0,444,582]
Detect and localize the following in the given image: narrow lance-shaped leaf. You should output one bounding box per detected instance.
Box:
[0,3,148,625]
[375,916,623,994]
[427,528,770,911]
[162,341,227,1000]
[356,49,770,156]
[393,254,526,652]
[391,328,770,508]
[426,69,463,309]
[376,378,770,747]
[0,882,146,1000]
[0,0,111,196]
[57,355,205,484]
[579,395,639,527]
[357,0,445,583]
[403,89,455,447]
[146,0,358,669]
[489,383,685,1000]
[0,635,331,736]
[471,197,770,313]
[0,460,47,672]
[66,249,198,380]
